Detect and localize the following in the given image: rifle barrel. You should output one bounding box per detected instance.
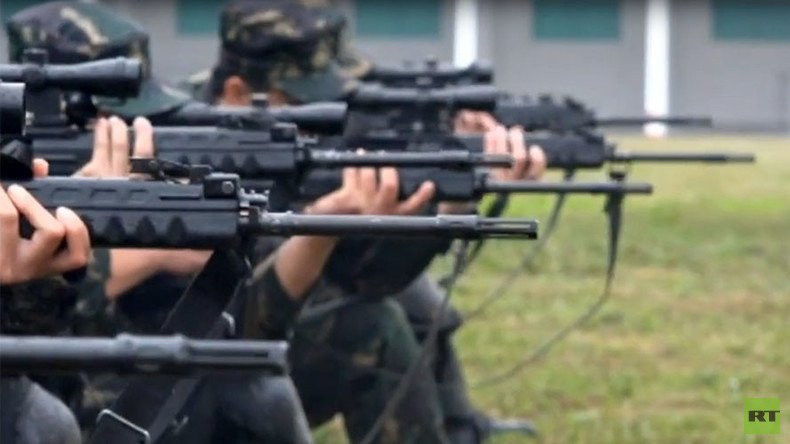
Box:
[252,213,538,240]
[596,116,713,127]
[484,180,654,195]
[306,150,512,168]
[0,334,288,375]
[609,151,755,163]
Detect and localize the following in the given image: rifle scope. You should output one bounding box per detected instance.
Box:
[0,57,143,98]
[269,102,347,134]
[367,60,493,87]
[350,84,498,111]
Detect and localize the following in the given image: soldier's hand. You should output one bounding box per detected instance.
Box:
[307,163,435,216]
[455,110,499,134]
[354,166,435,215]
[0,184,90,284]
[485,125,546,181]
[84,117,212,299]
[77,116,154,177]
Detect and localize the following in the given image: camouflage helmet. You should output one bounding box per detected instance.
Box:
[296,0,373,79]
[218,0,358,103]
[5,1,190,117]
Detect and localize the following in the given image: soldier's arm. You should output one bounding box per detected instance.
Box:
[439,112,546,215]
[0,161,90,285]
[274,165,434,299]
[242,167,434,338]
[80,116,211,299]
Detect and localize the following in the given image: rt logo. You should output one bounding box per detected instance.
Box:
[744,398,780,435]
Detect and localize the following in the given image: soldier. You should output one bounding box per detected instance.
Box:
[0,155,91,444]
[7,3,444,443]
[202,1,546,442]
[200,1,458,443]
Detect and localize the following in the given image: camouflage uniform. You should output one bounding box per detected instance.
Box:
[215,1,487,441]
[296,0,373,79]
[0,253,111,444]
[242,240,447,444]
[213,1,448,442]
[6,4,312,443]
[296,4,488,440]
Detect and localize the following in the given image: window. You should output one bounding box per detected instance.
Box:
[713,0,790,41]
[1,0,41,22]
[356,0,441,38]
[176,0,227,35]
[533,0,621,41]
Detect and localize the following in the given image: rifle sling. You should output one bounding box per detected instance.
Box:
[145,288,248,442]
[472,171,625,388]
[89,248,248,444]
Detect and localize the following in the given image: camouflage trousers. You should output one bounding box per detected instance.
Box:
[78,373,312,443]
[290,297,448,444]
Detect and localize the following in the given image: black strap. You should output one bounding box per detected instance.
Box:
[146,289,247,442]
[89,249,248,444]
[463,169,576,321]
[472,170,626,388]
[359,241,470,444]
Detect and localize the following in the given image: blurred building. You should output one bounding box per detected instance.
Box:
[2,0,789,131]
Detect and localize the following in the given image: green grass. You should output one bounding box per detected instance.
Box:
[318,135,790,443]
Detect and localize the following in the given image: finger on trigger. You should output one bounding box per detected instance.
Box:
[109,116,130,176]
[132,117,155,158]
[32,158,49,178]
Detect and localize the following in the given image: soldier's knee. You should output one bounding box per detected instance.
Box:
[339,298,410,334]
[395,274,463,334]
[18,382,81,444]
[252,377,312,443]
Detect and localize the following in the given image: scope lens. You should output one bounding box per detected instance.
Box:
[0,82,26,137]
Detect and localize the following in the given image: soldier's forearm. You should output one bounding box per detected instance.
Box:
[274,236,339,300]
[438,201,477,215]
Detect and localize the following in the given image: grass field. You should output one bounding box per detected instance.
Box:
[318,134,790,443]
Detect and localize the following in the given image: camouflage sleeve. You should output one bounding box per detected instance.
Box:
[323,204,453,296]
[68,249,115,336]
[241,251,304,340]
[0,276,76,334]
[0,250,110,335]
[239,238,305,340]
